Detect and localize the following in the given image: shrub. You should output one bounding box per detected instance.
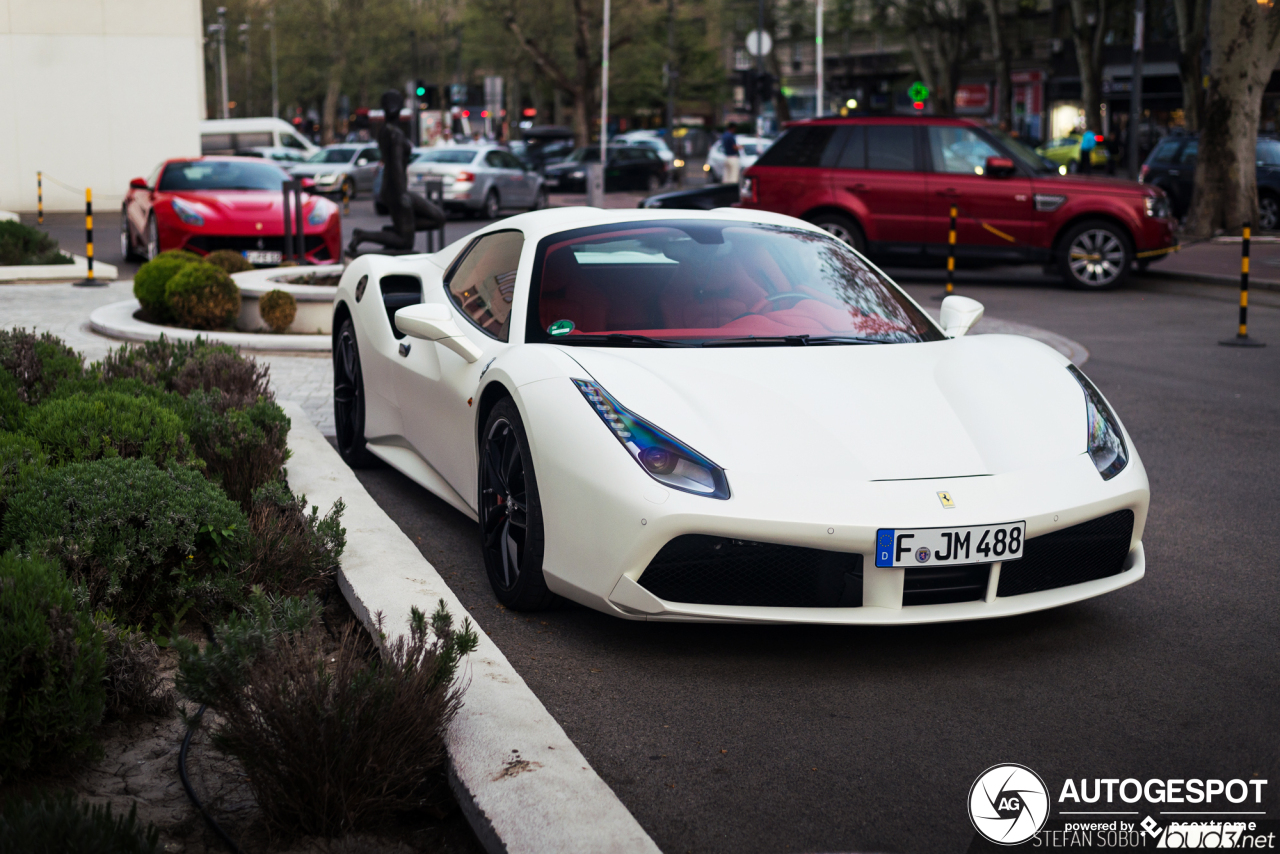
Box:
[0,791,159,853]
[0,221,72,266]
[0,552,106,780]
[178,392,290,510]
[0,432,47,519]
[0,328,83,408]
[0,372,22,433]
[96,616,176,718]
[176,593,477,837]
[1,458,248,625]
[243,481,345,595]
[96,336,207,389]
[165,262,241,330]
[204,249,254,274]
[131,255,193,323]
[23,390,192,468]
[170,345,272,408]
[157,249,202,264]
[258,289,298,333]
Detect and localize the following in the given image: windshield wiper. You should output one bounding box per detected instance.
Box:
[701,334,886,347]
[551,333,694,348]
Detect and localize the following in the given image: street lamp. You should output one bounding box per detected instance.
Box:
[264,10,279,119]
[207,6,229,119]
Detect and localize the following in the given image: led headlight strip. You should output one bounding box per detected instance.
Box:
[1068,364,1129,480]
[573,378,730,499]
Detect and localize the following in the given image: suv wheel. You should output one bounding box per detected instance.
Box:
[1060,220,1132,290]
[808,212,867,255]
[1259,193,1279,231]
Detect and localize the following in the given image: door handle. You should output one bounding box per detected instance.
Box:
[846,183,867,192]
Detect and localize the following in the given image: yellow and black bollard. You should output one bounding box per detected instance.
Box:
[1220,221,1264,347]
[946,205,957,296]
[37,172,43,224]
[74,188,103,287]
[342,182,350,217]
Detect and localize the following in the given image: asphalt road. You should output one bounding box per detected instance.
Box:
[352,275,1280,853]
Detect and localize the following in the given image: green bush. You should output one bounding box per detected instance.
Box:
[0,221,72,266]
[0,328,83,409]
[178,392,289,510]
[204,249,254,274]
[157,249,201,263]
[165,262,241,330]
[0,432,47,519]
[96,336,207,389]
[176,593,477,837]
[169,344,272,408]
[244,481,345,595]
[0,552,106,780]
[23,390,192,468]
[1,458,248,625]
[0,791,159,853]
[258,289,298,333]
[131,255,193,323]
[96,616,175,718]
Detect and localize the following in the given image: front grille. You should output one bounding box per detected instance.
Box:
[184,235,326,253]
[997,510,1135,597]
[637,535,863,608]
[903,563,991,606]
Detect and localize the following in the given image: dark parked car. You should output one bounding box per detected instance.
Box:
[1139,134,1280,229]
[638,182,740,210]
[738,116,1177,289]
[543,146,667,193]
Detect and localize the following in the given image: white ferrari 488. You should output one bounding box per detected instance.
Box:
[332,207,1149,624]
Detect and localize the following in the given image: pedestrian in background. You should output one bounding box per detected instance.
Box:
[721,125,741,185]
[1079,128,1097,176]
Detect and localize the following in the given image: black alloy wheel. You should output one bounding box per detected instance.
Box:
[333,318,377,467]
[478,398,556,610]
[1259,193,1279,231]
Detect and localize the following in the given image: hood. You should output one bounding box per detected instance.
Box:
[1032,174,1156,197]
[168,190,321,221]
[288,163,349,176]
[556,334,1085,486]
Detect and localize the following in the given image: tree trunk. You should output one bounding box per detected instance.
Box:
[573,0,594,145]
[1068,0,1105,132]
[1171,0,1206,131]
[322,58,346,145]
[983,0,1011,127]
[1185,0,1280,238]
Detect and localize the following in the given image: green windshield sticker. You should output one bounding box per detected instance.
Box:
[548,319,575,336]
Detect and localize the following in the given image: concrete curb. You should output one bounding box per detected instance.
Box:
[1139,269,1280,293]
[0,254,118,283]
[89,299,331,352]
[280,402,661,854]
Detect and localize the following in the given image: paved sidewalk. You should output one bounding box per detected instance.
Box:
[0,281,334,435]
[1143,237,1280,289]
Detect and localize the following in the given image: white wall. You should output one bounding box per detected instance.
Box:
[0,0,205,212]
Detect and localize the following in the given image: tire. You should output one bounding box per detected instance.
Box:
[1059,219,1133,290]
[482,189,500,220]
[1259,193,1280,231]
[529,187,548,211]
[341,177,356,202]
[145,215,160,261]
[478,398,557,611]
[120,206,141,261]
[647,173,662,192]
[807,212,867,255]
[332,318,378,468]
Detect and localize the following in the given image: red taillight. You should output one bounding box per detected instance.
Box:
[457,171,476,182]
[1139,165,1150,183]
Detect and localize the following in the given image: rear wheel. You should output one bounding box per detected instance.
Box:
[807,212,867,255]
[1259,192,1279,231]
[482,189,500,220]
[478,398,557,611]
[1059,220,1132,290]
[120,207,141,261]
[333,318,378,468]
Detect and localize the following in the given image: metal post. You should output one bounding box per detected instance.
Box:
[281,180,293,263]
[217,7,229,119]
[1221,222,1265,347]
[757,0,765,121]
[1128,0,1144,179]
[600,0,610,168]
[815,0,823,117]
[342,182,350,217]
[74,188,101,287]
[294,182,305,262]
[37,172,43,224]
[267,10,278,119]
[239,17,251,117]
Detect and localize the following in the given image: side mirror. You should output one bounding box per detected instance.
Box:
[939,295,984,338]
[984,156,1016,177]
[394,303,483,363]
[129,177,149,190]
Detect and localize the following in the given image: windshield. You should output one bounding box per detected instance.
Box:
[986,128,1055,174]
[1258,139,1280,166]
[307,147,357,164]
[159,160,290,191]
[413,149,478,164]
[564,148,603,163]
[528,220,943,346]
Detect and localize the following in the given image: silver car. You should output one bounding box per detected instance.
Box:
[288,144,382,198]
[407,145,547,218]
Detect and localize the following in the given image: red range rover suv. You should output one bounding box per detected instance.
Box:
[738,116,1177,289]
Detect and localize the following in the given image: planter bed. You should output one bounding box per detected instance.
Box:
[231,265,341,335]
[90,298,330,352]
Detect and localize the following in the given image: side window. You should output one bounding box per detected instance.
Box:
[146,163,163,188]
[445,231,524,341]
[753,126,841,167]
[1178,141,1198,165]
[485,151,505,168]
[835,126,865,169]
[1150,139,1182,163]
[866,126,917,171]
[281,132,308,150]
[501,151,525,169]
[360,147,381,163]
[237,132,272,148]
[927,126,1002,174]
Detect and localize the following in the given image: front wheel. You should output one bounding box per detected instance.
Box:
[478,398,557,611]
[120,207,141,261]
[529,187,548,211]
[333,318,378,468]
[1259,193,1280,231]
[1059,220,1132,290]
[807,212,867,255]
[145,215,160,261]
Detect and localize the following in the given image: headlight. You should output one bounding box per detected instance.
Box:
[307,200,331,226]
[1144,196,1171,219]
[315,173,340,183]
[570,170,585,179]
[1059,164,1068,175]
[573,379,730,499]
[170,197,204,226]
[1068,365,1128,480]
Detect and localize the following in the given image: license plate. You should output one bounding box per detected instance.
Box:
[874,521,1026,568]
[544,177,559,187]
[243,250,282,265]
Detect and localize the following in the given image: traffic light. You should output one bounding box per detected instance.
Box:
[414,80,427,98]
[756,73,776,104]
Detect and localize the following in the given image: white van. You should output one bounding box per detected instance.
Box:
[199,118,317,160]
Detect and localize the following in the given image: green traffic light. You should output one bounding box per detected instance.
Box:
[908,81,930,101]
[415,87,426,97]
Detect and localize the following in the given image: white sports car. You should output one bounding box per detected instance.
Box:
[332,207,1149,624]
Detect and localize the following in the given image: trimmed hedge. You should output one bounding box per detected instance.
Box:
[0,432,47,519]
[0,791,159,853]
[0,552,106,780]
[0,220,72,266]
[165,262,241,330]
[0,328,83,409]
[1,458,248,624]
[23,390,192,467]
[131,255,192,323]
[258,289,298,333]
[204,249,254,274]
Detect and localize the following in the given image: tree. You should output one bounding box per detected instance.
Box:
[981,0,1012,127]
[1185,0,1280,238]
[1067,0,1107,133]
[892,0,977,116]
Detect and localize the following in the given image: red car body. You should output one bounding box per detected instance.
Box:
[122,156,342,266]
[738,116,1177,288]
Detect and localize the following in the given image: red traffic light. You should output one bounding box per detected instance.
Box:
[913,101,924,110]
[522,107,537,117]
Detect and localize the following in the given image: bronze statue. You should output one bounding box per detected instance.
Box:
[345,89,445,256]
